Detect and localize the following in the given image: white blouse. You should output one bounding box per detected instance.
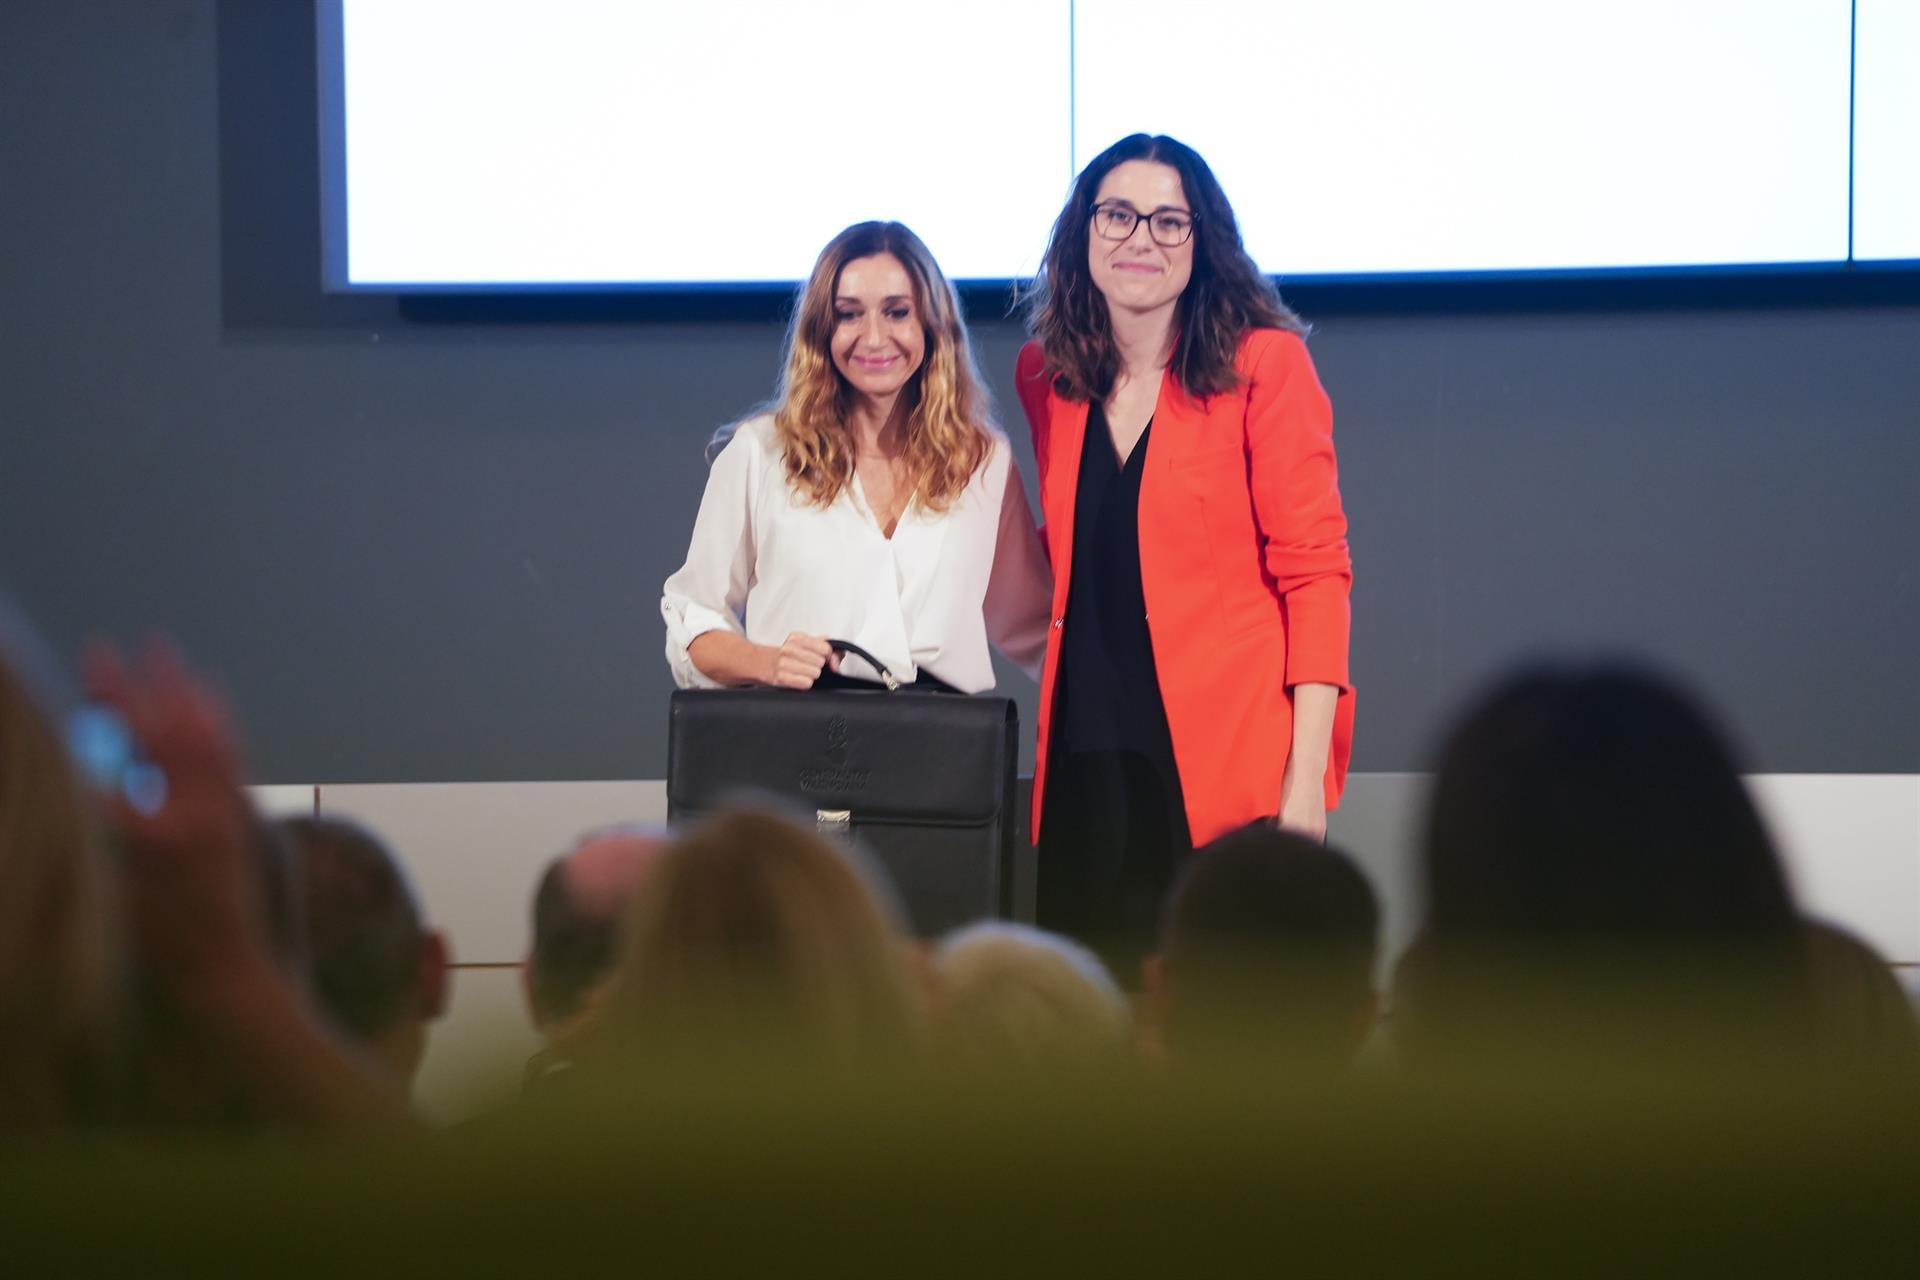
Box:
[661,414,1052,693]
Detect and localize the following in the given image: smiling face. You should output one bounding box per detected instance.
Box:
[1087,159,1196,318]
[830,252,926,409]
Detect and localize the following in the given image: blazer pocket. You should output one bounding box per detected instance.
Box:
[1171,445,1248,474]
[1221,606,1281,643]
[1170,454,1266,603]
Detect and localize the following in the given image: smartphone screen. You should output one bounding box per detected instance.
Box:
[67,704,168,815]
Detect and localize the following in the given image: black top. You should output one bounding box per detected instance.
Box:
[1055,403,1176,756]
[1039,403,1192,971]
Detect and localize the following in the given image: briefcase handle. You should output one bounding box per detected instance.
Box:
[825,638,900,691]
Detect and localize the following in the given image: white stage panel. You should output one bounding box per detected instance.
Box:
[317,780,666,965]
[1751,774,1920,965]
[249,784,318,817]
[412,964,543,1127]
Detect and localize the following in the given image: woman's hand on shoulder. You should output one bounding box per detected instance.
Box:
[766,632,840,689]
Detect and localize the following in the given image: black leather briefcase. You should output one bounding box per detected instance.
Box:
[666,662,1018,936]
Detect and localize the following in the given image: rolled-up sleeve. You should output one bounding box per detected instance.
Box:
[1245,333,1352,692]
[661,433,756,690]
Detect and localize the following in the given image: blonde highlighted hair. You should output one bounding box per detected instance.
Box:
[724,221,994,512]
[601,807,923,1065]
[931,923,1130,1065]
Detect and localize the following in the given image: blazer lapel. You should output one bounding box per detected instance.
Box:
[1136,373,1212,632]
[1140,371,1206,517]
[1046,395,1091,609]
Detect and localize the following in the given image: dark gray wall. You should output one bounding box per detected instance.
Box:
[5,0,1917,782]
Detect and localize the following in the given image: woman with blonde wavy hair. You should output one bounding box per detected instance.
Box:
[663,221,1050,693]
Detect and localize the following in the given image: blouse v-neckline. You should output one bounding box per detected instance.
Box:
[849,468,916,543]
[1105,414,1154,469]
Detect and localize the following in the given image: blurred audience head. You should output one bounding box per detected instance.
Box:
[929,922,1130,1067]
[601,808,922,1068]
[1799,918,1920,1081]
[1398,660,1809,1074]
[281,816,448,1090]
[0,618,118,1131]
[1150,824,1379,1069]
[524,824,668,1060]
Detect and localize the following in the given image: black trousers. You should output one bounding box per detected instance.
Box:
[1035,747,1193,987]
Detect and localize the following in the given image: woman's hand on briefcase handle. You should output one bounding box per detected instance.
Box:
[767,631,841,689]
[685,631,842,688]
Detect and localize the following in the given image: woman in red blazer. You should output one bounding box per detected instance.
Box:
[1017,133,1354,970]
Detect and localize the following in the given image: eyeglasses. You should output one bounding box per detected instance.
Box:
[1090,201,1196,247]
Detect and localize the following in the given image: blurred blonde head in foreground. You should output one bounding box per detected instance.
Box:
[930,922,1130,1066]
[597,808,923,1067]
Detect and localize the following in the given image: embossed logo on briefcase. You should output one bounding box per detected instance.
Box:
[800,714,868,793]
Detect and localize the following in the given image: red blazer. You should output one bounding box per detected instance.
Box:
[1015,329,1354,847]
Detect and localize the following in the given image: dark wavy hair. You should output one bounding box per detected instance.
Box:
[1024,134,1305,402]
